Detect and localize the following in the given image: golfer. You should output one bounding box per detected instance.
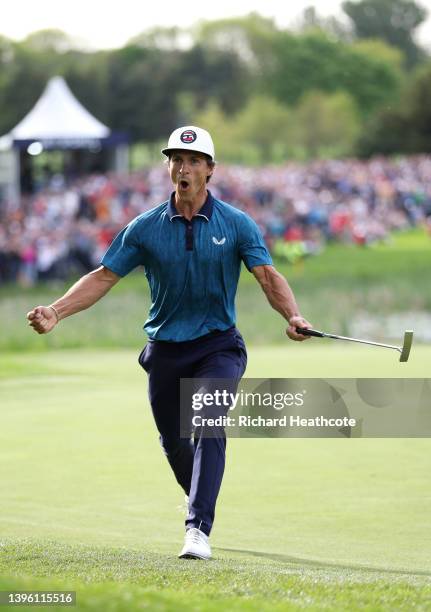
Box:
[27,126,312,560]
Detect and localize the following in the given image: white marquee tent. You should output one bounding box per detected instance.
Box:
[0,76,129,202]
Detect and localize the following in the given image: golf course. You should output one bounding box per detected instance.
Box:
[1,229,430,610]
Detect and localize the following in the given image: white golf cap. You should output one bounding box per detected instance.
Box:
[161,125,215,161]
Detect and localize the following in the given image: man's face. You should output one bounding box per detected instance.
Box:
[168,150,214,198]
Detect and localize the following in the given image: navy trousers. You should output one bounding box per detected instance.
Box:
[138,327,247,536]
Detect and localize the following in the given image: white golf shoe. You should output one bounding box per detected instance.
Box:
[178,528,211,560]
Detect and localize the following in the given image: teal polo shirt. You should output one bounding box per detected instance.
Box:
[101,191,273,341]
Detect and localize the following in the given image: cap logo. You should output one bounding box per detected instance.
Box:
[180,129,197,144]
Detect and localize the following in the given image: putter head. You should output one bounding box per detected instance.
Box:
[399,330,414,362]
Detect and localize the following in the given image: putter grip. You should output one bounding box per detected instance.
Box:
[295,327,325,338]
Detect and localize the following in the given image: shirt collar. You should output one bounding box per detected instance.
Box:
[167,190,214,222]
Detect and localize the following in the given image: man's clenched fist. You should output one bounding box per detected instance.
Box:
[27,306,58,334]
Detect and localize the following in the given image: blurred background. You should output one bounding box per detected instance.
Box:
[0,0,430,350]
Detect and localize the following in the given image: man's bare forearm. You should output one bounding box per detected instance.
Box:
[252,265,301,321]
[51,266,120,320]
[252,265,312,341]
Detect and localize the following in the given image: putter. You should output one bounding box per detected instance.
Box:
[296,327,414,362]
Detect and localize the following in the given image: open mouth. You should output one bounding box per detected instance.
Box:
[179,179,190,190]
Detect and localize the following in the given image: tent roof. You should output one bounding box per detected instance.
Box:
[6,76,110,143]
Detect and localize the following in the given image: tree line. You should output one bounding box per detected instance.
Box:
[0,0,430,162]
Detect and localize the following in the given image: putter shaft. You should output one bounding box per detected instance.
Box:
[323,333,401,353]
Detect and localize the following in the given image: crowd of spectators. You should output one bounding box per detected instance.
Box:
[1,156,431,285]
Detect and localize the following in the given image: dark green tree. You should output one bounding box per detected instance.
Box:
[404,62,431,147]
[266,31,402,116]
[177,44,251,115]
[357,62,431,155]
[356,108,411,156]
[62,51,111,124]
[342,0,427,66]
[105,42,251,141]
[106,46,183,141]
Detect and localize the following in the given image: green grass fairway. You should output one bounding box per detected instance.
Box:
[1,347,431,611]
